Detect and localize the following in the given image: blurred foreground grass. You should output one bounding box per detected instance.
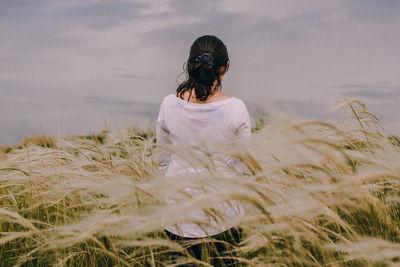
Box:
[1,99,399,266]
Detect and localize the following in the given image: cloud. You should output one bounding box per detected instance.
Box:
[0,0,153,58]
[141,11,240,47]
[140,0,375,48]
[0,0,149,27]
[342,0,400,22]
[51,1,149,30]
[169,0,211,13]
[141,9,310,50]
[111,68,158,81]
[339,82,400,100]
[85,95,160,117]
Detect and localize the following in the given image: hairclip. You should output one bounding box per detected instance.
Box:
[195,53,214,68]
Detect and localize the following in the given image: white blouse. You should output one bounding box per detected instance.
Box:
[156,93,251,237]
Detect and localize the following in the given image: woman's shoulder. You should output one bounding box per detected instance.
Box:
[163,94,176,101]
[160,93,246,109]
[226,97,247,109]
[229,96,245,104]
[160,94,177,106]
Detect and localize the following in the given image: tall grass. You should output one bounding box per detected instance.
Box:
[1,99,399,266]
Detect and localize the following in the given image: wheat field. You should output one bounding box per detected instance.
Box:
[1,99,399,266]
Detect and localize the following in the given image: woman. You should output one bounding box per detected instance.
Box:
[156,35,251,266]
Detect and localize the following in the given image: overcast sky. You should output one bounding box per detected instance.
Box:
[1,0,399,144]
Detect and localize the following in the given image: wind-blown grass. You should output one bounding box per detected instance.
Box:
[0,99,399,266]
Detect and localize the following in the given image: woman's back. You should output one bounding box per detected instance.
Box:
[156,35,251,240]
[157,93,250,145]
[157,93,251,237]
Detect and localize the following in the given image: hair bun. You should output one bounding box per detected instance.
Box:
[195,53,214,68]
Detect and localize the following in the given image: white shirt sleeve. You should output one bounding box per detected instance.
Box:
[229,101,252,176]
[156,98,172,171]
[235,101,251,140]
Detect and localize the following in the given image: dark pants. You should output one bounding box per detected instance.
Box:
[164,227,243,266]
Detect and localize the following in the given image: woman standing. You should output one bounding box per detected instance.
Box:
[156,35,251,266]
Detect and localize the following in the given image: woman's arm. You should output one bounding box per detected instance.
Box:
[156,99,172,171]
[230,101,252,176]
[235,101,251,140]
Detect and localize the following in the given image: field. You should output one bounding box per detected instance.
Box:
[1,99,399,266]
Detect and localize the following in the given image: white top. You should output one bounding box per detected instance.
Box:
[156,93,251,237]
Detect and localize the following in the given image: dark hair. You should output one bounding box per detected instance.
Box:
[176,35,229,102]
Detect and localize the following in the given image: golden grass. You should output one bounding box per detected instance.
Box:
[0,99,399,266]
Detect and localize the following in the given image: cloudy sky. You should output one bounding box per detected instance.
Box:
[0,0,399,144]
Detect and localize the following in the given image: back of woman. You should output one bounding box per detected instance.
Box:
[156,35,251,266]
[157,94,251,174]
